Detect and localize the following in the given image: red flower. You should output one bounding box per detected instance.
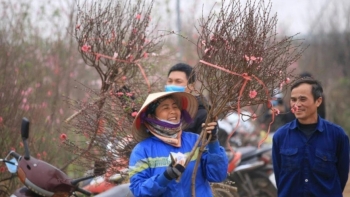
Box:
[81,44,91,52]
[131,112,138,117]
[249,90,257,99]
[136,14,141,19]
[285,78,291,84]
[60,133,67,141]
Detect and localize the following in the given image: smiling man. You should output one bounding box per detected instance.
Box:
[165,63,209,135]
[272,77,349,197]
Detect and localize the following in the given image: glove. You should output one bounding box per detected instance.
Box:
[210,125,218,142]
[163,163,185,180]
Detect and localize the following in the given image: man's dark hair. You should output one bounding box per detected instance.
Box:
[291,77,323,101]
[299,72,313,78]
[167,63,196,84]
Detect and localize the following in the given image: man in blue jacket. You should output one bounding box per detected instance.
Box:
[272,77,349,197]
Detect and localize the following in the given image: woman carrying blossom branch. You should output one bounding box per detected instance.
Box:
[128,91,228,197]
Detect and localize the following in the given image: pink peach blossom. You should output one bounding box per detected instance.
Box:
[116,92,124,96]
[249,90,257,99]
[285,78,291,84]
[81,44,91,52]
[60,133,67,141]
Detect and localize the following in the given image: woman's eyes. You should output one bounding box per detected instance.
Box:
[162,105,178,109]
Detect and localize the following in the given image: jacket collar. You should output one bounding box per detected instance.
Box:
[289,115,325,132]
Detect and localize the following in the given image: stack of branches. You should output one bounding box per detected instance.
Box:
[60,0,164,175]
[61,84,142,176]
[185,0,306,196]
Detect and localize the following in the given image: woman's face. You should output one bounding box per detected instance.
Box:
[155,98,181,123]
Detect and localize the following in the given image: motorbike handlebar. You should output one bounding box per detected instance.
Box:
[10,151,21,160]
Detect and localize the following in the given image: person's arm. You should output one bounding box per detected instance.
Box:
[272,132,281,186]
[201,140,228,182]
[200,122,228,182]
[129,144,184,196]
[336,129,349,191]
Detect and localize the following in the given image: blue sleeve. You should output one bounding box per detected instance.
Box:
[129,144,172,197]
[336,129,349,191]
[272,131,281,186]
[201,141,228,182]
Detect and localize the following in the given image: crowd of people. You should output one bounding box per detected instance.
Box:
[126,63,349,197]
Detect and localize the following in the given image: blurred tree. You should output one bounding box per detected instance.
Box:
[298,0,350,134]
[0,0,99,193]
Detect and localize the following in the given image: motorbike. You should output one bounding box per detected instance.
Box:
[226,144,277,197]
[1,118,93,197]
[81,168,129,195]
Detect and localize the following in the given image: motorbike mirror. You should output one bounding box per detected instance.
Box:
[5,158,18,173]
[21,118,31,160]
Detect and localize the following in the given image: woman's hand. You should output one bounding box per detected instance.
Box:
[202,122,218,142]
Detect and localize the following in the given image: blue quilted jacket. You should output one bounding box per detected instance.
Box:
[129,132,228,197]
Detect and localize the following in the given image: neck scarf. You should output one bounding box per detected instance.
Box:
[145,123,182,147]
[140,110,192,147]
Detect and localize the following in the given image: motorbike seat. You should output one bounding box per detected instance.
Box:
[236,146,258,162]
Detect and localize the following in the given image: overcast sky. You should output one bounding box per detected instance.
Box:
[161,0,347,36]
[10,0,347,40]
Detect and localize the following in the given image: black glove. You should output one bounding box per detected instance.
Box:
[163,163,185,180]
[207,124,218,142]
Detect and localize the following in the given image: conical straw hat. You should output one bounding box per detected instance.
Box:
[132,92,198,142]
